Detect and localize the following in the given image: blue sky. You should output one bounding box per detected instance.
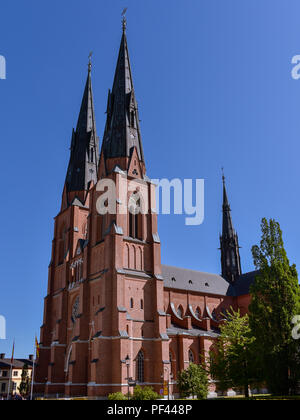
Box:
[1,0,300,357]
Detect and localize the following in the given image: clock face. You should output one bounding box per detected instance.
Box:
[71,297,79,324]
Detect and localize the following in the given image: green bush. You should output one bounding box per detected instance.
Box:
[131,385,160,400]
[108,392,127,400]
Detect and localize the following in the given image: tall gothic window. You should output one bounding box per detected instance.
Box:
[128,194,141,239]
[188,350,194,364]
[137,351,144,383]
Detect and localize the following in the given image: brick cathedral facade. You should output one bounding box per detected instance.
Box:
[34,22,256,398]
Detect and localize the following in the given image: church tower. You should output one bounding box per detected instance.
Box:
[220,175,242,283]
[35,18,168,398]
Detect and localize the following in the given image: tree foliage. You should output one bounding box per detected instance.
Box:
[108,392,127,400]
[131,385,160,400]
[209,309,260,397]
[249,218,300,395]
[177,363,208,400]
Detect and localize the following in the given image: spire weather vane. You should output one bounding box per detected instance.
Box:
[122,7,128,31]
[88,51,93,71]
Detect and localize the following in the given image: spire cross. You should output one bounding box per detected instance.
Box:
[88,51,93,72]
[221,167,225,184]
[122,7,128,32]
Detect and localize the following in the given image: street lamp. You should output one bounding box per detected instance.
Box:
[121,355,131,400]
[125,355,130,400]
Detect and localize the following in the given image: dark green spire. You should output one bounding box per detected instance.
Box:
[220,174,242,283]
[65,60,99,194]
[101,23,144,164]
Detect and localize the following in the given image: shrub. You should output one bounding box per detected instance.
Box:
[131,385,160,400]
[108,392,127,400]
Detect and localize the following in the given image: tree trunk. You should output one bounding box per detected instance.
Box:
[244,384,249,398]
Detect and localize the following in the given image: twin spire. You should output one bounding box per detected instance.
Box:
[65,59,99,196]
[101,21,144,164]
[65,18,144,204]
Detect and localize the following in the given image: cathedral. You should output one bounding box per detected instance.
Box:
[34,20,257,398]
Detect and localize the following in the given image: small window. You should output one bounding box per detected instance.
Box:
[188,350,194,364]
[130,298,134,309]
[13,371,18,377]
[195,307,201,318]
[188,280,193,285]
[177,305,183,318]
[90,148,94,163]
[171,277,176,282]
[140,299,143,310]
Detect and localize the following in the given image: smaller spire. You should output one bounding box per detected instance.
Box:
[222,169,230,211]
[219,174,242,283]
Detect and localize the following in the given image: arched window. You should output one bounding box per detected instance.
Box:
[128,194,141,239]
[195,307,201,319]
[124,244,130,268]
[177,305,183,318]
[188,350,194,364]
[137,351,144,383]
[130,298,134,309]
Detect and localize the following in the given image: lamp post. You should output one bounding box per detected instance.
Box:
[125,355,130,400]
[121,355,131,399]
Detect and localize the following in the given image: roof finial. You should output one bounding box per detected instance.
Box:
[222,167,225,184]
[88,51,93,73]
[121,7,127,33]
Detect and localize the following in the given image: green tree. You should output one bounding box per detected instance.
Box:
[177,363,208,400]
[249,218,300,395]
[209,309,260,398]
[131,385,160,400]
[18,363,30,397]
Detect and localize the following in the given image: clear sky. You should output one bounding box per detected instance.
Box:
[1,0,300,357]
